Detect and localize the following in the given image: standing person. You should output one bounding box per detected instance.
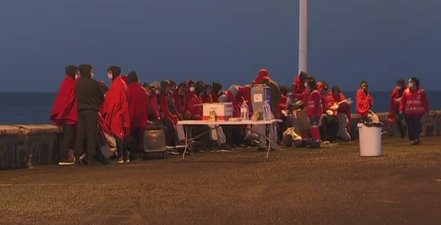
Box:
[159,80,179,147]
[356,81,379,123]
[293,71,309,102]
[326,86,352,141]
[75,64,104,165]
[400,77,429,145]
[305,77,323,148]
[103,66,131,163]
[51,65,79,165]
[127,71,148,158]
[388,79,406,138]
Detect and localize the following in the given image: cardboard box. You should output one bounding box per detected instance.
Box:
[203,103,233,121]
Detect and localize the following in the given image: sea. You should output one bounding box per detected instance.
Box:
[0,91,440,124]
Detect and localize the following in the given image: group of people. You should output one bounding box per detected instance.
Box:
[50,65,430,166]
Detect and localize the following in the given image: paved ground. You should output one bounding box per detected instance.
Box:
[0,137,440,225]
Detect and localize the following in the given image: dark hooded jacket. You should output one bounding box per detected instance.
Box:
[76,64,104,112]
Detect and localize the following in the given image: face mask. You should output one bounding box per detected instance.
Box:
[91,73,94,79]
[74,74,80,80]
[408,83,414,88]
[169,89,174,94]
[155,90,161,95]
[107,73,113,80]
[189,87,195,92]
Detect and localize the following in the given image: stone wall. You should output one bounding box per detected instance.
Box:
[1,111,440,170]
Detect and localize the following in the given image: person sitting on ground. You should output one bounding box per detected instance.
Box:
[326,86,352,141]
[388,79,407,138]
[51,65,79,166]
[399,77,429,145]
[356,80,379,123]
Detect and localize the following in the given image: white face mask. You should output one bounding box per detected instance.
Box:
[107,73,113,80]
[189,87,195,92]
[90,73,94,79]
[408,83,414,88]
[74,74,80,80]
[155,89,161,95]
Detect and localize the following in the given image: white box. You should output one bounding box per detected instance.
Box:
[203,103,233,121]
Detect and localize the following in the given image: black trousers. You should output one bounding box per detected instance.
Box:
[224,126,246,146]
[395,114,406,138]
[162,118,179,146]
[116,137,128,159]
[59,124,76,160]
[75,110,98,160]
[127,127,145,153]
[321,115,338,142]
[406,115,422,141]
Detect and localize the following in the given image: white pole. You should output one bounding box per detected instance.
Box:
[299,0,308,73]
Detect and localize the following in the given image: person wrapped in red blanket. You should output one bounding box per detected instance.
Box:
[102,65,131,164]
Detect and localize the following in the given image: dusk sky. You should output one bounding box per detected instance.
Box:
[1,0,440,92]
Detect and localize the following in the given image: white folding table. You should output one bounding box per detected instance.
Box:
[177,119,281,160]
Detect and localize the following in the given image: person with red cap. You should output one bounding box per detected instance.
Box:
[75,64,104,165]
[388,79,406,138]
[103,65,131,164]
[51,65,79,166]
[126,71,148,157]
[400,77,429,145]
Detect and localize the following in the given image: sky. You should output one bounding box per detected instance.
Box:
[0,0,440,92]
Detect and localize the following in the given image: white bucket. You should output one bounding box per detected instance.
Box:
[357,123,382,157]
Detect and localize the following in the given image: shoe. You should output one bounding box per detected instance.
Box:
[411,139,420,145]
[94,154,109,165]
[124,157,130,163]
[116,157,124,164]
[309,141,321,149]
[58,158,75,166]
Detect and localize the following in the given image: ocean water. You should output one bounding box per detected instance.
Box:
[0,91,440,124]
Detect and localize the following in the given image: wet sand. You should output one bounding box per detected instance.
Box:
[0,137,440,225]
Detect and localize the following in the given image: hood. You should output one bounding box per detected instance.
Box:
[254,68,270,85]
[127,71,138,85]
[107,65,121,80]
[195,80,206,96]
[160,80,170,93]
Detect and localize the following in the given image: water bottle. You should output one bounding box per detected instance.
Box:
[263,100,272,121]
[240,101,249,120]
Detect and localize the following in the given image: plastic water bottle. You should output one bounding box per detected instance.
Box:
[263,100,272,121]
[240,101,249,120]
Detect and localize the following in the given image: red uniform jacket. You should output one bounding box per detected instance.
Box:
[221,90,242,117]
[103,77,131,139]
[201,93,213,103]
[293,75,306,102]
[50,76,78,126]
[388,87,404,121]
[356,89,373,118]
[173,91,187,118]
[399,88,429,116]
[128,82,148,128]
[148,93,161,122]
[159,93,178,125]
[307,90,323,118]
[187,93,203,120]
[253,69,269,85]
[326,92,351,120]
[211,91,220,103]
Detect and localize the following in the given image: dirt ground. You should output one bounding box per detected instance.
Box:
[0,137,440,225]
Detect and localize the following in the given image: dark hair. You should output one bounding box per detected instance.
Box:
[360,80,368,88]
[306,77,317,90]
[78,64,93,78]
[65,65,78,77]
[409,77,420,87]
[279,85,289,96]
[127,71,138,84]
[331,86,341,94]
[299,71,308,82]
[396,79,405,87]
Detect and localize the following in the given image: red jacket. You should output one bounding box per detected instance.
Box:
[128,82,148,128]
[173,91,187,117]
[187,93,203,120]
[293,75,306,101]
[253,69,270,85]
[238,85,252,114]
[326,92,351,120]
[50,76,78,126]
[201,93,213,103]
[399,88,429,116]
[103,77,131,139]
[148,93,160,122]
[388,87,404,121]
[356,89,373,118]
[159,93,178,125]
[307,90,323,118]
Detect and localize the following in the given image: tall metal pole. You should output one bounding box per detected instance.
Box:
[299,0,308,73]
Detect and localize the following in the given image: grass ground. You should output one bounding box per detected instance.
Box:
[0,137,440,225]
